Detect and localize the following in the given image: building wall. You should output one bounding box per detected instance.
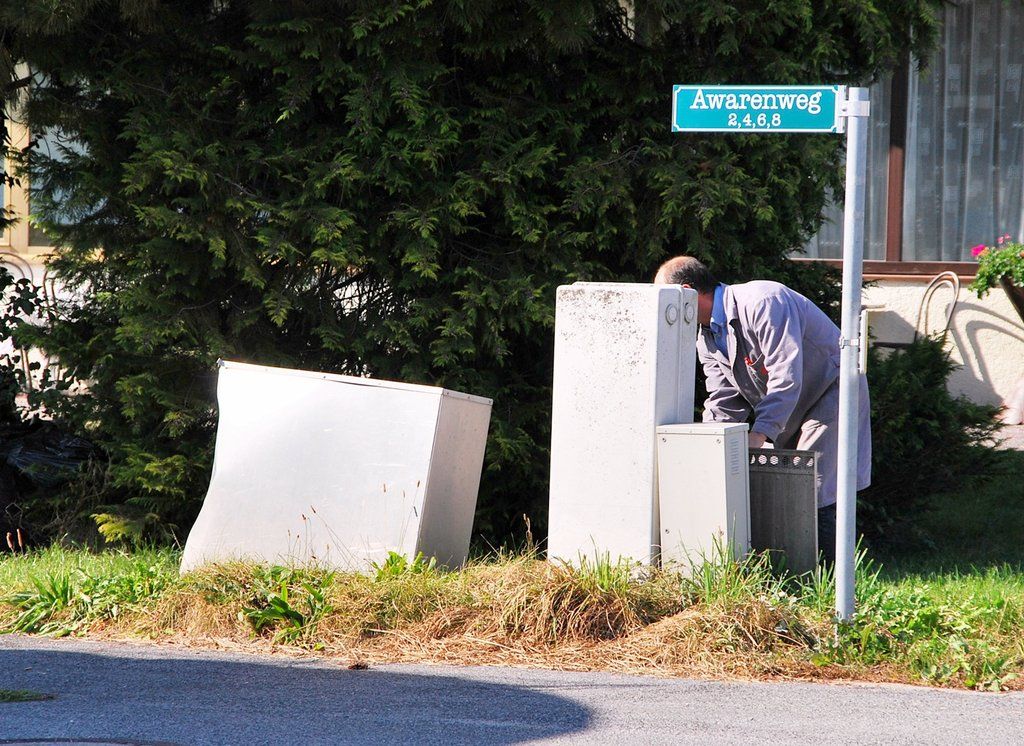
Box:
[2,116,52,271]
[863,279,1024,410]
[2,113,54,392]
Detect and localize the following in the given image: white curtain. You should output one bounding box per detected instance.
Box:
[903,0,1024,261]
[801,78,891,260]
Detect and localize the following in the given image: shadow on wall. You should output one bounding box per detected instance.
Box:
[0,643,592,745]
[957,300,1024,399]
[867,293,1024,410]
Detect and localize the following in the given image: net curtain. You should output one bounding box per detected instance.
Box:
[904,0,1024,261]
[805,0,1024,263]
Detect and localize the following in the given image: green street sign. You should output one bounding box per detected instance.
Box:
[672,85,844,133]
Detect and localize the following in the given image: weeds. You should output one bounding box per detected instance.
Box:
[1,545,1022,690]
[242,566,335,645]
[801,554,1024,689]
[1,547,176,636]
[682,544,785,607]
[371,551,437,581]
[7,572,75,635]
[574,552,636,595]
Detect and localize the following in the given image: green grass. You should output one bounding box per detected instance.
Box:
[0,689,54,702]
[0,545,179,636]
[0,454,1022,689]
[877,450,1024,574]
[837,450,1024,689]
[0,545,180,590]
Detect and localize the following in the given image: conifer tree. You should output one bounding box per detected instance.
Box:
[0,1,941,543]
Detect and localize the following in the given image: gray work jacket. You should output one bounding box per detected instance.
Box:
[698,281,841,443]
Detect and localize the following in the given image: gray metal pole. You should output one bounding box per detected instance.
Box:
[836,87,870,621]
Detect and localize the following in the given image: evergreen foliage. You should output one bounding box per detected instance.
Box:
[860,336,1002,546]
[0,1,942,543]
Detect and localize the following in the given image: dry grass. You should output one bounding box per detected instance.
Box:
[78,551,839,682]
[3,546,1022,690]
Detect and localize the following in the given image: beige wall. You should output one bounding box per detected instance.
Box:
[863,278,1024,411]
[1,111,59,399]
[3,114,53,268]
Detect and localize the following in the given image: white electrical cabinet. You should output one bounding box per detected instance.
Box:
[656,423,751,570]
[180,361,492,574]
[548,283,698,566]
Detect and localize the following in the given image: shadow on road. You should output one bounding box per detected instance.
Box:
[0,641,591,745]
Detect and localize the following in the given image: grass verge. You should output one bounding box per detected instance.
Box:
[2,452,1022,691]
[1,543,1021,691]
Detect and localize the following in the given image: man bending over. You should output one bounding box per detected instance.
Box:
[654,255,871,564]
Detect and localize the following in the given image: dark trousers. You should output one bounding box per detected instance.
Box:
[817,503,837,567]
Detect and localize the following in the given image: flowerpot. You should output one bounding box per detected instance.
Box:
[999,276,1024,326]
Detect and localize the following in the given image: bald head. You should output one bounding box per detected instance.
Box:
[653,256,718,293]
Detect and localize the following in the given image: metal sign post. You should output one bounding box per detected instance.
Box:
[834,87,870,621]
[671,84,870,621]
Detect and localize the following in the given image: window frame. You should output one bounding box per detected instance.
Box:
[792,257,978,281]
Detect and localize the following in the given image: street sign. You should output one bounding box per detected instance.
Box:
[668,83,870,623]
[671,85,844,133]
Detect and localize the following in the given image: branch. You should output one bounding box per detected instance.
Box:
[1,75,33,97]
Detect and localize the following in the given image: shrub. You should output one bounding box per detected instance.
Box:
[859,336,1002,545]
[2,1,943,546]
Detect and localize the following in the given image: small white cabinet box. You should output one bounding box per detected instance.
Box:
[180,361,492,573]
[656,423,750,570]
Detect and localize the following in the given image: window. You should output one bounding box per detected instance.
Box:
[803,77,891,261]
[803,0,1023,275]
[903,0,1024,261]
[1,114,54,259]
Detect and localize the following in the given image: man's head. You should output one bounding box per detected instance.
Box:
[653,255,718,324]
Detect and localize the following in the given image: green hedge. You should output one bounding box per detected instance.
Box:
[1,1,942,544]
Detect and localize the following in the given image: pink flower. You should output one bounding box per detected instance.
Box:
[971,244,988,257]
[998,236,1005,245]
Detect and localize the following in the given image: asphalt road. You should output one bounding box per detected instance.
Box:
[1,635,1021,745]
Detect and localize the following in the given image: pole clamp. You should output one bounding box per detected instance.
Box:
[840,99,871,118]
[839,336,861,350]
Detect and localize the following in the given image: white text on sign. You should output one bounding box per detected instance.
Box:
[691,89,823,130]
[689,88,825,116]
[671,85,843,134]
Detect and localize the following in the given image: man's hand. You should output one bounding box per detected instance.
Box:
[748,431,767,449]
